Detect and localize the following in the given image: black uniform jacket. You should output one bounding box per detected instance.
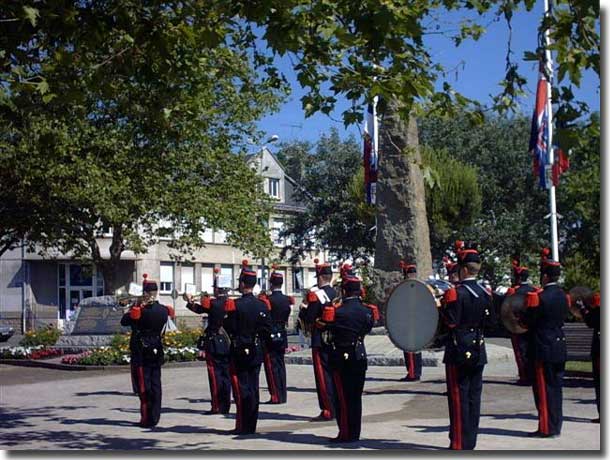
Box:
[121,301,169,366]
[301,284,337,348]
[224,293,272,367]
[323,297,375,369]
[582,301,600,359]
[515,282,537,296]
[441,279,491,366]
[269,290,293,325]
[186,296,227,335]
[524,283,569,363]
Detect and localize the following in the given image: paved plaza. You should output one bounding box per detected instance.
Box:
[0,359,600,450]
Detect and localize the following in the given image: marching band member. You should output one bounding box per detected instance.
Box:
[579,292,600,423]
[223,260,272,435]
[439,245,491,450]
[120,275,175,428]
[183,267,232,415]
[258,265,294,404]
[523,250,570,438]
[505,259,537,385]
[299,258,336,421]
[318,273,378,443]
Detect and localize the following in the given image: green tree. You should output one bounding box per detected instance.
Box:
[277,129,480,265]
[559,113,600,290]
[278,129,374,262]
[420,146,481,259]
[275,140,315,184]
[1,1,286,291]
[420,110,599,287]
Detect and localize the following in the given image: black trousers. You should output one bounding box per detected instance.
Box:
[593,353,600,415]
[445,363,484,450]
[403,352,423,380]
[510,334,530,383]
[312,347,335,418]
[263,346,287,403]
[130,362,139,394]
[205,353,231,413]
[229,361,262,434]
[134,365,162,427]
[331,362,367,441]
[530,359,565,435]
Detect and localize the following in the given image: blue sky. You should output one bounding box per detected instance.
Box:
[256,1,600,146]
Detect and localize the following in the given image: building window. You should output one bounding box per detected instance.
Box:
[180,264,194,294]
[201,265,215,295]
[57,263,103,320]
[160,263,174,293]
[292,267,304,292]
[221,265,234,289]
[257,267,267,291]
[268,178,280,198]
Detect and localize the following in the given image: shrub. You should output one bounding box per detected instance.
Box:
[110,333,130,353]
[20,325,62,347]
[162,327,202,348]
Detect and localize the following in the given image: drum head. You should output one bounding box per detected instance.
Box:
[500,293,528,334]
[385,279,438,352]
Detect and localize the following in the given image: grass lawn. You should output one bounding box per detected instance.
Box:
[565,360,593,373]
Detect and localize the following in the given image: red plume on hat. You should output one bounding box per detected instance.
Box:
[540,248,551,262]
[213,267,221,274]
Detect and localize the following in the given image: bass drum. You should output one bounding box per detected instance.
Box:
[385,279,439,352]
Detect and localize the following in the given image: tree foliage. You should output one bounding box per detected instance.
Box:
[278,129,375,263]
[419,110,599,287]
[1,1,287,290]
[419,146,481,258]
[277,128,480,265]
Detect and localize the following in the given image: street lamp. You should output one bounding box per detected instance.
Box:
[260,134,279,292]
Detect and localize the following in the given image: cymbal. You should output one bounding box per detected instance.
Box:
[500,293,528,335]
[568,286,593,321]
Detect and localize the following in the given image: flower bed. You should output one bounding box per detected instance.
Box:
[0,346,63,360]
[285,345,304,354]
[60,346,199,366]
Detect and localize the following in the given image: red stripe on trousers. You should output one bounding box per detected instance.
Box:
[312,348,332,416]
[229,362,243,432]
[137,366,148,426]
[446,365,462,450]
[332,371,350,440]
[264,351,279,403]
[408,353,415,379]
[535,361,549,434]
[206,355,219,412]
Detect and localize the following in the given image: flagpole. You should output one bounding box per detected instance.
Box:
[544,0,559,261]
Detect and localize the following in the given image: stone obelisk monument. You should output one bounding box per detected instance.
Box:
[371,99,433,307]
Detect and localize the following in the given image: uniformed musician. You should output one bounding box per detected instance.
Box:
[318,273,378,443]
[398,261,423,382]
[299,258,336,421]
[505,259,537,385]
[183,268,232,414]
[223,260,272,435]
[523,250,569,438]
[258,265,294,404]
[120,275,175,428]
[579,292,600,423]
[439,246,491,450]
